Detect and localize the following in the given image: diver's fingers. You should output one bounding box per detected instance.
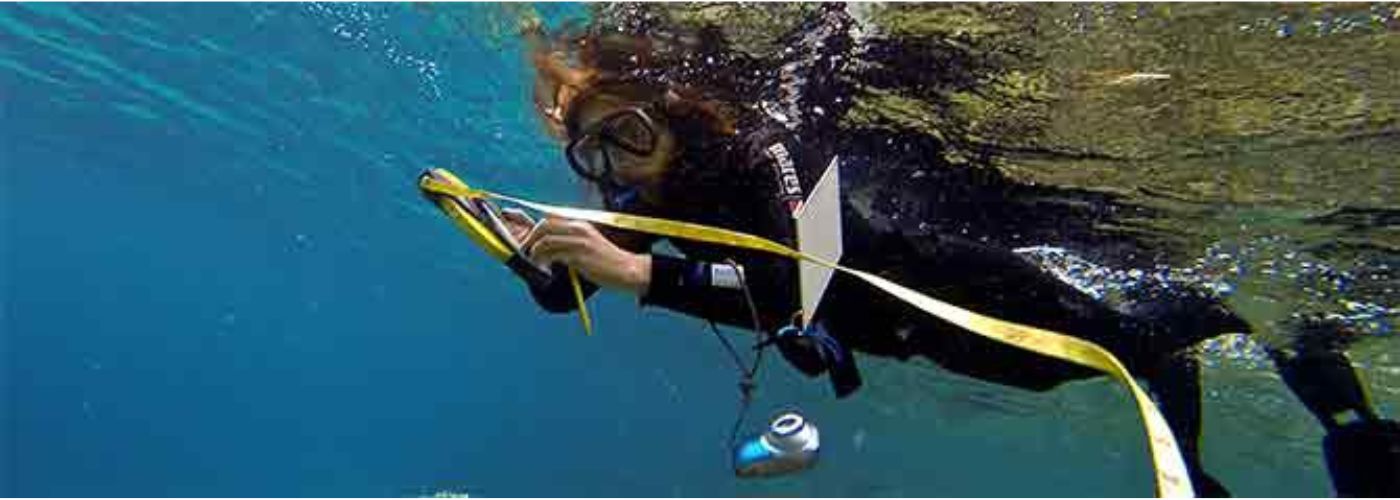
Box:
[520,217,590,251]
[500,209,536,241]
[528,235,588,267]
[519,216,560,250]
[548,217,595,237]
[500,208,534,227]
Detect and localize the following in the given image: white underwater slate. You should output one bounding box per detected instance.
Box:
[794,156,843,323]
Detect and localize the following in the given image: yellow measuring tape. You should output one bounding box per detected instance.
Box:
[419,168,1194,497]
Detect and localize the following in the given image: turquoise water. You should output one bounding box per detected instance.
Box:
[0,3,1385,496]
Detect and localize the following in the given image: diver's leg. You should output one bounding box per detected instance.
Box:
[1088,277,1249,496]
[1269,319,1400,497]
[1271,347,1378,428]
[1146,349,1232,497]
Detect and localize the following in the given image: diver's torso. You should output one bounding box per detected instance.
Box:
[618,119,1219,391]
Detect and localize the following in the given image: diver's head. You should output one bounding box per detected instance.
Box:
[526,24,739,191]
[561,81,678,188]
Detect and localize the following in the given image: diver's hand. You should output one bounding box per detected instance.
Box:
[499,208,537,243]
[520,217,652,294]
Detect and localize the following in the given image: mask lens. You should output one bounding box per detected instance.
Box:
[567,134,610,181]
[605,111,656,155]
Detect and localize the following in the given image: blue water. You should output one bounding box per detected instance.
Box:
[0,3,1357,496]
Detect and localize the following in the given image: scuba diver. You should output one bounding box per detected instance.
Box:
[478,6,1398,497]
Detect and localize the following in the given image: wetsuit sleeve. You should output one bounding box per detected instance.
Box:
[525,225,799,332]
[641,244,800,333]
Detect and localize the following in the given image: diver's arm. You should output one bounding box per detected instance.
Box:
[641,248,800,333]
[516,193,800,326]
[524,227,801,331]
[520,215,800,329]
[525,243,801,335]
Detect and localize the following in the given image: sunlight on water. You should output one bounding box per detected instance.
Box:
[304,3,443,100]
[1018,238,1395,372]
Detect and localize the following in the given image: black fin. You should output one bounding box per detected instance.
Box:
[1324,419,1400,497]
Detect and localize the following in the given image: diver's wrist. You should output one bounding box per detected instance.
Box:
[629,253,653,295]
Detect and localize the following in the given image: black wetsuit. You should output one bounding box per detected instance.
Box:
[513,2,1400,492]
[518,106,1400,496]
[523,116,1252,493]
[529,115,1228,381]
[521,6,1399,491]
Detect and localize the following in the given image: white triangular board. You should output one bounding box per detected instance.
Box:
[794,156,843,323]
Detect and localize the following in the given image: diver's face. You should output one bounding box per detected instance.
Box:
[566,95,677,187]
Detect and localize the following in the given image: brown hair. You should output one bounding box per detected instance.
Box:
[524,21,739,144]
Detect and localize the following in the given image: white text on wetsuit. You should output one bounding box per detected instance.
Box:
[767,142,802,212]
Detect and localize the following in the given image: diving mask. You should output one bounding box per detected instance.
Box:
[565,106,659,183]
